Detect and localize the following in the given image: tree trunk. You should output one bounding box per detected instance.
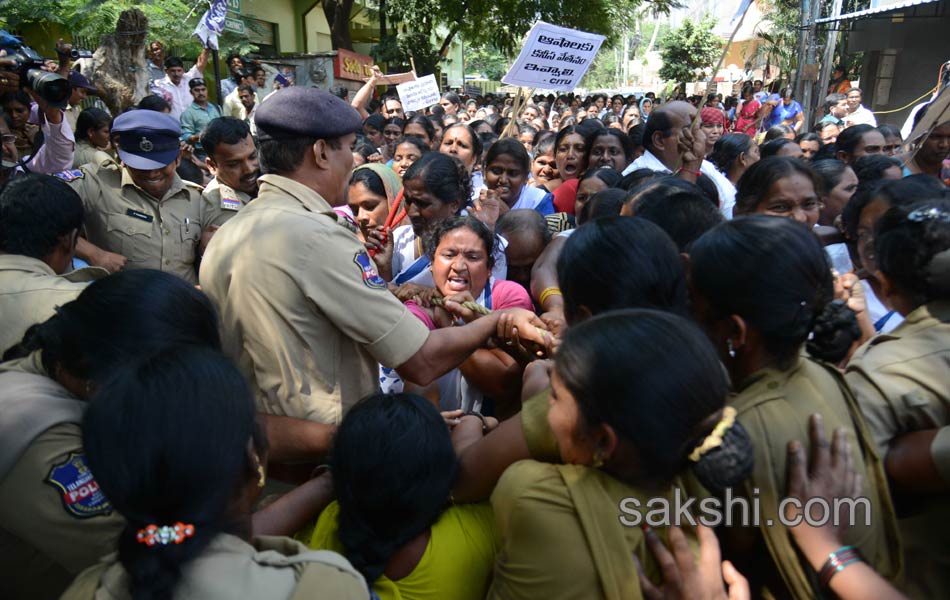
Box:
[322,0,355,50]
[645,17,661,55]
[85,8,149,116]
[631,17,641,61]
[437,22,463,59]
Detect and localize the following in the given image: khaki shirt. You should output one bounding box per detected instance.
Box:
[0,366,125,600]
[728,356,901,599]
[199,174,429,424]
[846,301,950,599]
[846,301,950,456]
[65,162,207,284]
[0,255,107,355]
[72,140,116,170]
[201,177,252,227]
[62,534,368,600]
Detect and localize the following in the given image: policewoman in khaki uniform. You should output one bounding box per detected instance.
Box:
[845,200,950,599]
[60,345,367,600]
[0,174,107,355]
[199,116,259,228]
[64,110,211,284]
[0,270,221,600]
[200,88,551,433]
[689,216,901,600]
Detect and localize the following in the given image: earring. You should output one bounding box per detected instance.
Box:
[257,465,266,488]
[592,450,605,469]
[727,339,736,359]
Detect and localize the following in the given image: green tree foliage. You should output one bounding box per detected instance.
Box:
[753,0,799,86]
[380,0,681,79]
[580,47,618,89]
[657,15,722,88]
[0,0,259,58]
[466,43,508,81]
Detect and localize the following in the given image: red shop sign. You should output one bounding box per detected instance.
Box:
[334,49,374,81]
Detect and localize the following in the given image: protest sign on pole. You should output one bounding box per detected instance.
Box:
[502,22,605,91]
[396,74,441,112]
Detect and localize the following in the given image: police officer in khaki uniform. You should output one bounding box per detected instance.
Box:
[0,270,225,600]
[199,87,550,434]
[0,174,107,355]
[0,354,124,600]
[66,110,212,283]
[199,116,259,228]
[845,200,950,600]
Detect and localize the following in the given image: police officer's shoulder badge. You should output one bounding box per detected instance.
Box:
[53,169,84,182]
[354,250,386,289]
[44,452,113,519]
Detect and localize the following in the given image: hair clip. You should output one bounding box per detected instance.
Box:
[136,522,195,546]
[907,206,950,223]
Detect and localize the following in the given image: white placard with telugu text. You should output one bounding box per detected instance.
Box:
[396,74,441,113]
[502,22,605,91]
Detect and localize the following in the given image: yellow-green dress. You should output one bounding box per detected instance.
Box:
[309,501,499,600]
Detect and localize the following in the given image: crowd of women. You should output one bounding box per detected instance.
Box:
[1,77,949,600]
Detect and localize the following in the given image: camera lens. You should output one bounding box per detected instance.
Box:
[24,69,71,109]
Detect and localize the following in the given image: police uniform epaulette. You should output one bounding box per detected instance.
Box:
[182,179,205,193]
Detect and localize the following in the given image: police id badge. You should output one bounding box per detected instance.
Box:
[221,197,242,211]
[53,169,84,182]
[45,452,113,519]
[354,250,386,289]
[219,184,242,211]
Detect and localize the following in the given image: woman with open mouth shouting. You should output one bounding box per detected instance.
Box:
[401,215,533,414]
[551,125,593,214]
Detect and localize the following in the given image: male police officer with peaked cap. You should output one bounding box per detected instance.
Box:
[199,87,548,461]
[59,110,212,284]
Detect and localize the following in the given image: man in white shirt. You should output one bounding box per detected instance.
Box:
[844,87,877,127]
[223,70,255,118]
[153,50,210,120]
[622,101,736,218]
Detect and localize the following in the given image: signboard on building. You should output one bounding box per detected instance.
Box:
[227,0,241,14]
[334,48,375,81]
[396,74,442,112]
[224,16,245,35]
[502,21,605,91]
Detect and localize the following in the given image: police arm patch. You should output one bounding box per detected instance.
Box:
[53,169,84,182]
[354,250,387,289]
[44,452,113,519]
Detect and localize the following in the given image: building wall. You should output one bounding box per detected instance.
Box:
[302,4,334,52]
[848,9,950,128]
[242,0,299,53]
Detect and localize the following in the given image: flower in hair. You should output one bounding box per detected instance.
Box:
[907,206,950,223]
[136,522,195,546]
[688,406,737,462]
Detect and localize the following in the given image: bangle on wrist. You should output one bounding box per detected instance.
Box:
[818,545,862,588]
[462,411,489,434]
[677,167,702,177]
[538,286,562,306]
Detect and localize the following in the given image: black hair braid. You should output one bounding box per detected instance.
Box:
[452,155,474,206]
[806,299,861,363]
[335,511,405,585]
[117,521,219,600]
[691,420,755,495]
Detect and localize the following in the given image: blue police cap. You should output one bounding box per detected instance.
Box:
[255,87,362,142]
[112,110,182,170]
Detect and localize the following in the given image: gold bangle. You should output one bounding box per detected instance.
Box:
[539,286,562,306]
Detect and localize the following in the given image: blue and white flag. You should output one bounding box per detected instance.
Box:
[193,0,228,50]
[730,0,755,26]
